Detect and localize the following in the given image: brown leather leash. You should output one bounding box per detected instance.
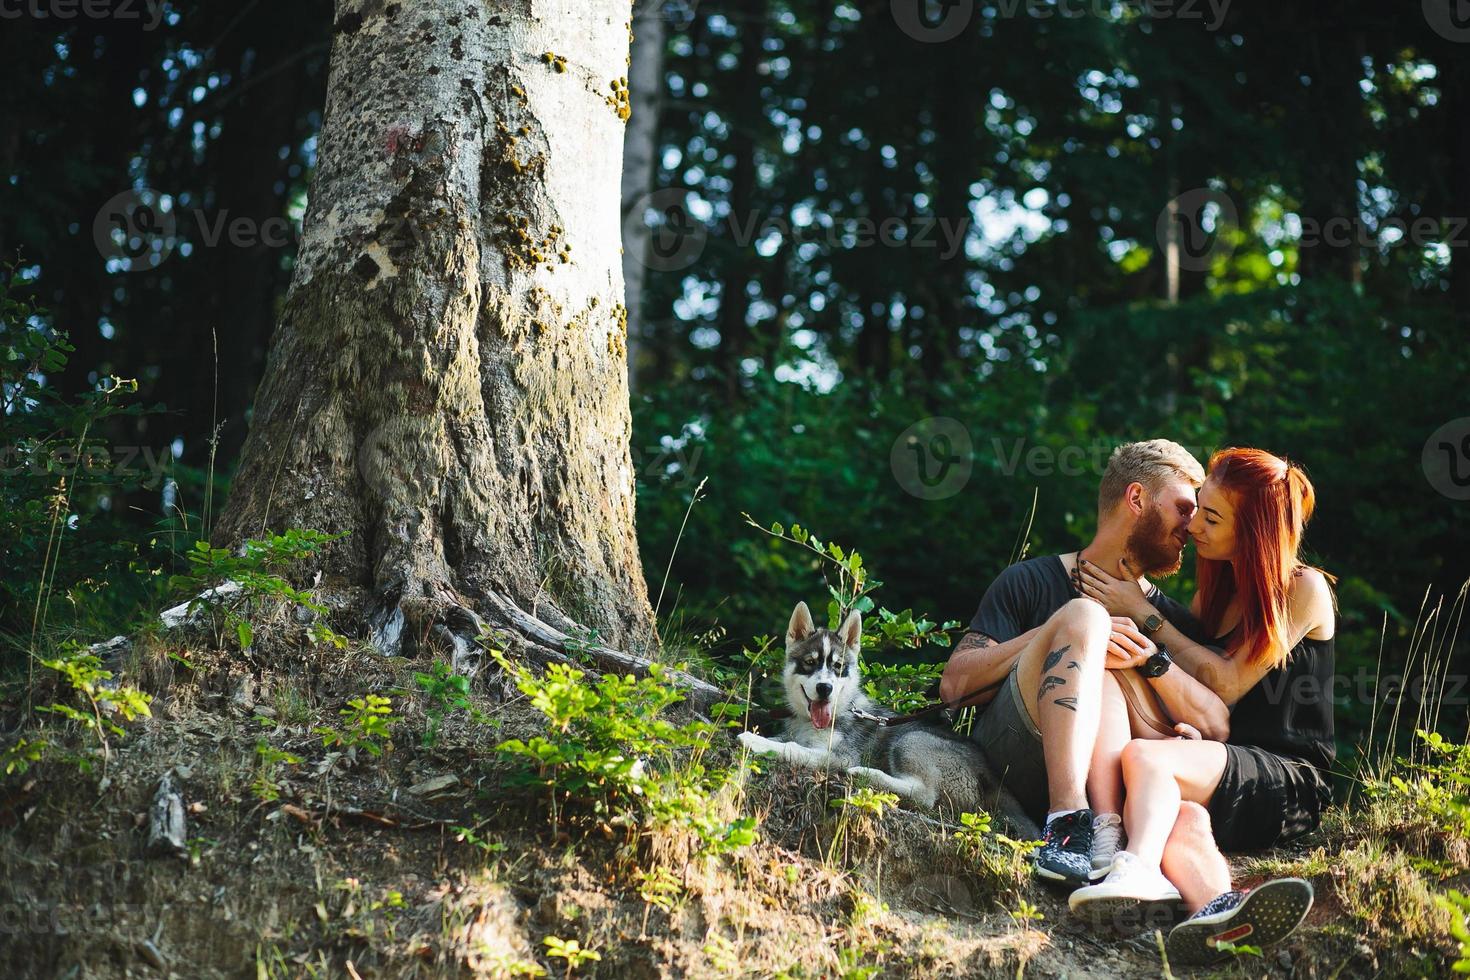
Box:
[764,676,1008,728]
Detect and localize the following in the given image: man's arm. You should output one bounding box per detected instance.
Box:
[939,627,1042,708]
[1106,619,1230,739]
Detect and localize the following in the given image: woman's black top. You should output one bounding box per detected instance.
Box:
[1221,626,1337,780]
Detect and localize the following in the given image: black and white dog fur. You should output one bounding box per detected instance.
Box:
[737,601,993,812]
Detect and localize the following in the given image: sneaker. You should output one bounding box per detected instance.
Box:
[1033,808,1095,887]
[1090,812,1125,880]
[1068,851,1183,933]
[1166,878,1313,967]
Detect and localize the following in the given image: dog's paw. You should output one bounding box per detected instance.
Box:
[846,766,887,782]
[738,731,780,755]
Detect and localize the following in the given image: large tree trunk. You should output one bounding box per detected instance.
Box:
[217,0,657,658]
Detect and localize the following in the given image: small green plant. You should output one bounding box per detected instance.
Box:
[1372,730,1470,839]
[1212,940,1263,958]
[1,737,46,776]
[316,694,394,757]
[414,660,486,745]
[838,786,900,818]
[702,933,740,974]
[634,864,683,935]
[252,741,302,802]
[492,649,757,852]
[175,530,346,651]
[1436,890,1470,971]
[542,935,600,978]
[1009,897,1044,927]
[826,786,900,866]
[36,642,152,770]
[453,823,508,857]
[953,810,1041,885]
[562,627,602,666]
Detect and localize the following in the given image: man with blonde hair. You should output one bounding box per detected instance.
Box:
[941,439,1220,887]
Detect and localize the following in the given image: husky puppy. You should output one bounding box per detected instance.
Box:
[737,601,993,812]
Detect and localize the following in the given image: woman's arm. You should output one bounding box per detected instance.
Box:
[1083,559,1334,706]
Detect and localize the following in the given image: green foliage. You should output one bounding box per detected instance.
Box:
[0,736,45,776]
[952,810,1042,885]
[491,649,757,854]
[1372,730,1470,839]
[315,695,394,758]
[834,786,899,819]
[542,936,600,977]
[252,741,302,803]
[0,265,170,671]
[414,660,487,745]
[175,530,346,651]
[35,641,152,769]
[1435,890,1470,973]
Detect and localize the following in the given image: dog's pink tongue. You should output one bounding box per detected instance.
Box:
[810,700,833,730]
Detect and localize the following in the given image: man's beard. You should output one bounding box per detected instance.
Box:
[1127,507,1185,577]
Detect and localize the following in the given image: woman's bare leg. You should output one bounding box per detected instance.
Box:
[1119,737,1228,867]
[1161,801,1233,912]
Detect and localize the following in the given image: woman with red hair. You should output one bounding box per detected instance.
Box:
[1070,447,1335,966]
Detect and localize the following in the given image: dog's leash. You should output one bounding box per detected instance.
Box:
[764,676,1008,728]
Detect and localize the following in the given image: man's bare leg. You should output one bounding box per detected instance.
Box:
[1013,598,1113,814]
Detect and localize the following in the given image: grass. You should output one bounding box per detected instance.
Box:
[2,575,1468,977]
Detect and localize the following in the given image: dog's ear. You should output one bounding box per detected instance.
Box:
[838,609,862,652]
[787,602,815,646]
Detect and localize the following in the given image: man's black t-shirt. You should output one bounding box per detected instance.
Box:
[967,554,1205,644]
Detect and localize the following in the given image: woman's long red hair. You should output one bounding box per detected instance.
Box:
[1196,448,1322,668]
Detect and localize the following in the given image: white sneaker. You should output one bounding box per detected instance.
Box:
[1090,812,1125,880]
[1069,851,1183,933]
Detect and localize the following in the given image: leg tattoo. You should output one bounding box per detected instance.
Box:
[1042,644,1072,672]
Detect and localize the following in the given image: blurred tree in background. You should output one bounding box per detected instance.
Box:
[3,1,1466,747]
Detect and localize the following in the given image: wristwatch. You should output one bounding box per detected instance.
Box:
[1139,612,1165,636]
[1142,645,1173,679]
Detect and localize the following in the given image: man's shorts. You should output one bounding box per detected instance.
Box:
[1208,743,1329,851]
[970,665,1049,825]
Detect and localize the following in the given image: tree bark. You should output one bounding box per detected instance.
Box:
[217,0,657,658]
[620,0,666,392]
